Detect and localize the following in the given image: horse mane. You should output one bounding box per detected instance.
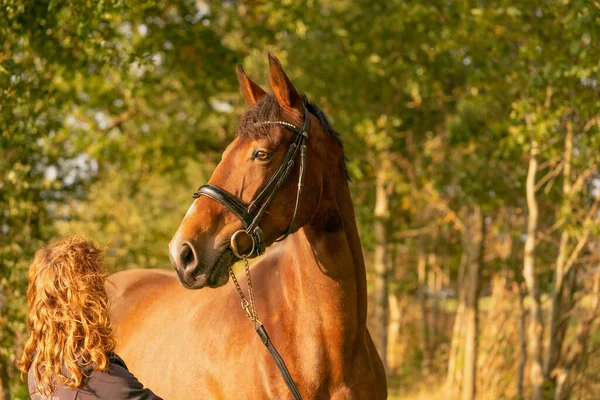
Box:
[237,93,350,181]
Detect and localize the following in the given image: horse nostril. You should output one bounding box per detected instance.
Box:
[179,242,197,272]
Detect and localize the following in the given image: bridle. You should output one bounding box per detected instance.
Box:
[191,106,311,400]
[192,106,310,259]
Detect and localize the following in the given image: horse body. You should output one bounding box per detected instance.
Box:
[108,54,387,399]
[109,216,385,399]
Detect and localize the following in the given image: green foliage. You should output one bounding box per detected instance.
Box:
[56,159,215,271]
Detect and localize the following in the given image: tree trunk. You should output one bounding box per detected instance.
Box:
[417,245,432,375]
[445,226,469,398]
[373,156,394,370]
[546,229,569,379]
[462,205,484,400]
[523,141,544,400]
[554,270,600,400]
[545,121,573,380]
[0,355,10,400]
[516,280,527,400]
[546,121,600,395]
[387,292,402,373]
[428,253,438,351]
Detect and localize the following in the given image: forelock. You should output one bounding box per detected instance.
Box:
[236,94,283,142]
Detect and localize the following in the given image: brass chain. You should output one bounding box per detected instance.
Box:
[244,256,259,322]
[229,256,261,327]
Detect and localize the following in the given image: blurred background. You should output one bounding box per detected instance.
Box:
[2,1,600,399]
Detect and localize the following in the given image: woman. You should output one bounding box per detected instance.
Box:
[19,236,162,399]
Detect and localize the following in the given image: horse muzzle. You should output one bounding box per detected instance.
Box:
[170,238,235,289]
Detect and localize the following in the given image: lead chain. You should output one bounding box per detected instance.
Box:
[229,256,261,328]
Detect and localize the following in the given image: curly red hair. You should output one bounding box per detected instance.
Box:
[19,236,116,398]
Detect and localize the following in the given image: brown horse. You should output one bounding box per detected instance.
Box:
[107,54,387,399]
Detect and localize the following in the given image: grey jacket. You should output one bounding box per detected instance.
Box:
[28,353,163,400]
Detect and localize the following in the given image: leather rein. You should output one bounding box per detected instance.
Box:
[192,107,311,400]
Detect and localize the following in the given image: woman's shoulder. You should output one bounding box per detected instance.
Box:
[76,353,163,399]
[106,352,129,373]
[83,352,130,382]
[28,353,163,400]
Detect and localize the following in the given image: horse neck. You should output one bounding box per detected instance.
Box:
[280,179,368,342]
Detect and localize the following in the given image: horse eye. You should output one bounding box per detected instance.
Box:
[253,150,272,161]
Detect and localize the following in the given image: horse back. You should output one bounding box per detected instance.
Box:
[106,269,178,344]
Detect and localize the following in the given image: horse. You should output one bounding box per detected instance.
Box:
[107,54,387,399]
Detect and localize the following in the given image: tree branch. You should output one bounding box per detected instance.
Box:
[563,191,600,273]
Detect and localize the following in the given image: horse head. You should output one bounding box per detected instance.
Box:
[169,54,345,289]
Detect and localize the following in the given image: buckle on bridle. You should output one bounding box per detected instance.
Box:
[230,229,256,259]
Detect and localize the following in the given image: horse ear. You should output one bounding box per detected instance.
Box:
[237,65,266,106]
[268,53,303,118]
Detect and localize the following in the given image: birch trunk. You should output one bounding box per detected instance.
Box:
[387,292,402,373]
[373,156,393,370]
[523,141,544,400]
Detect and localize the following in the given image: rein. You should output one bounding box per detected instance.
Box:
[192,107,311,400]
